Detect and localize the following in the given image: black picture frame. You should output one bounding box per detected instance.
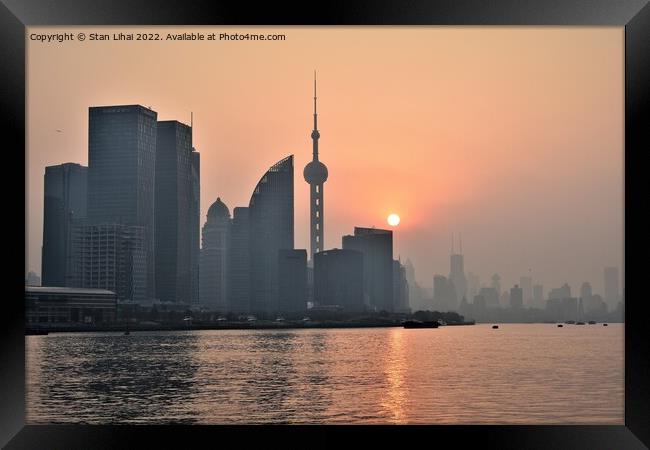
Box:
[2,1,648,448]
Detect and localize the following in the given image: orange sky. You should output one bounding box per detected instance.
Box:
[26,26,623,294]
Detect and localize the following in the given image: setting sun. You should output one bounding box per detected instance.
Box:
[387,213,401,227]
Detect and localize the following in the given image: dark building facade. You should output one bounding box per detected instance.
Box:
[393,259,410,313]
[190,149,201,305]
[70,223,146,303]
[42,163,87,287]
[248,155,294,314]
[228,207,250,313]
[342,227,393,312]
[155,120,193,304]
[25,286,117,325]
[278,249,307,313]
[199,198,231,311]
[510,284,523,309]
[313,249,364,312]
[87,105,157,301]
[433,275,457,312]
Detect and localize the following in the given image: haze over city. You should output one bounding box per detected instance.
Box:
[26,26,623,293]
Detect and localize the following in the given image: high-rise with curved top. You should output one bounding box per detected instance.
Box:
[303,72,328,261]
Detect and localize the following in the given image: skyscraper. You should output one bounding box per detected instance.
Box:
[278,249,307,313]
[533,284,544,308]
[491,273,502,296]
[87,105,157,301]
[42,163,87,287]
[433,275,457,312]
[510,284,523,309]
[190,148,201,305]
[199,198,231,311]
[519,276,532,306]
[604,267,619,311]
[249,155,294,313]
[393,259,410,313]
[228,207,250,313]
[155,120,193,304]
[303,72,328,262]
[342,227,393,312]
[449,234,467,303]
[313,249,364,312]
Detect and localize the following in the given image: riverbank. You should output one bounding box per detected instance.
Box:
[25,320,477,334]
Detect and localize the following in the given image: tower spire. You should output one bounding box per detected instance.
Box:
[312,70,319,160]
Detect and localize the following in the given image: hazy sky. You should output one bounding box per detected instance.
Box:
[26,26,623,294]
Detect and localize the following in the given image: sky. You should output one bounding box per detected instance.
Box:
[26,26,624,295]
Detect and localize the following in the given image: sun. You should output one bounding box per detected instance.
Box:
[387,213,400,227]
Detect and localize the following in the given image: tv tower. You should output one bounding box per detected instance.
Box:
[303,71,329,261]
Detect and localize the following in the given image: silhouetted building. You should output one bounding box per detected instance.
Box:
[155,120,193,304]
[393,259,410,313]
[42,163,87,287]
[342,227,393,312]
[87,105,157,301]
[303,73,328,261]
[467,272,480,301]
[190,148,201,305]
[228,207,250,313]
[25,286,116,325]
[549,283,571,300]
[278,249,307,312]
[533,284,544,308]
[510,284,523,309]
[404,259,425,311]
[546,296,578,322]
[313,249,364,312]
[519,276,532,306]
[449,234,467,303]
[479,287,499,308]
[70,223,146,303]
[604,267,619,311]
[433,275,457,312]
[199,198,231,311]
[249,155,294,313]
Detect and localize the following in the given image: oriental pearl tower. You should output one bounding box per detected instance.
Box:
[303,71,328,262]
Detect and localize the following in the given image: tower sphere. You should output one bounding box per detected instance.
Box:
[303,160,328,185]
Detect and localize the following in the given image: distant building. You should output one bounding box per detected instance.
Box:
[313,249,364,312]
[491,273,501,296]
[533,284,544,308]
[549,283,571,300]
[500,290,510,307]
[199,198,231,311]
[70,223,147,303]
[604,267,619,311]
[519,276,532,306]
[342,227,393,312]
[404,259,425,311]
[467,272,480,301]
[546,297,578,322]
[249,155,294,313]
[479,287,499,308]
[510,284,523,309]
[278,249,307,313]
[155,120,194,304]
[25,286,116,325]
[41,163,87,287]
[26,271,41,287]
[393,259,410,313]
[87,105,157,301]
[228,207,250,313]
[433,275,456,312]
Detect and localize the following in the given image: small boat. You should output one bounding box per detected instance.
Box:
[557,324,563,327]
[576,321,586,325]
[492,325,499,329]
[565,320,575,324]
[588,320,596,324]
[403,320,439,329]
[603,323,608,326]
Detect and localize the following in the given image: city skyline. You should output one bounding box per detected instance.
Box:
[27,26,623,292]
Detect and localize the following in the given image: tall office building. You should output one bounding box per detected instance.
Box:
[249,155,294,313]
[549,283,571,300]
[278,249,308,313]
[190,148,201,305]
[228,207,250,313]
[70,223,147,303]
[449,234,467,303]
[519,276,533,306]
[479,286,499,308]
[510,284,523,309]
[467,272,480,301]
[303,72,329,262]
[42,163,87,287]
[313,249,364,312]
[393,259,410,313]
[491,273,501,296]
[155,120,193,304]
[87,105,157,301]
[433,275,457,312]
[533,284,544,308]
[404,259,425,311]
[342,227,393,312]
[604,267,619,311]
[199,198,231,311]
